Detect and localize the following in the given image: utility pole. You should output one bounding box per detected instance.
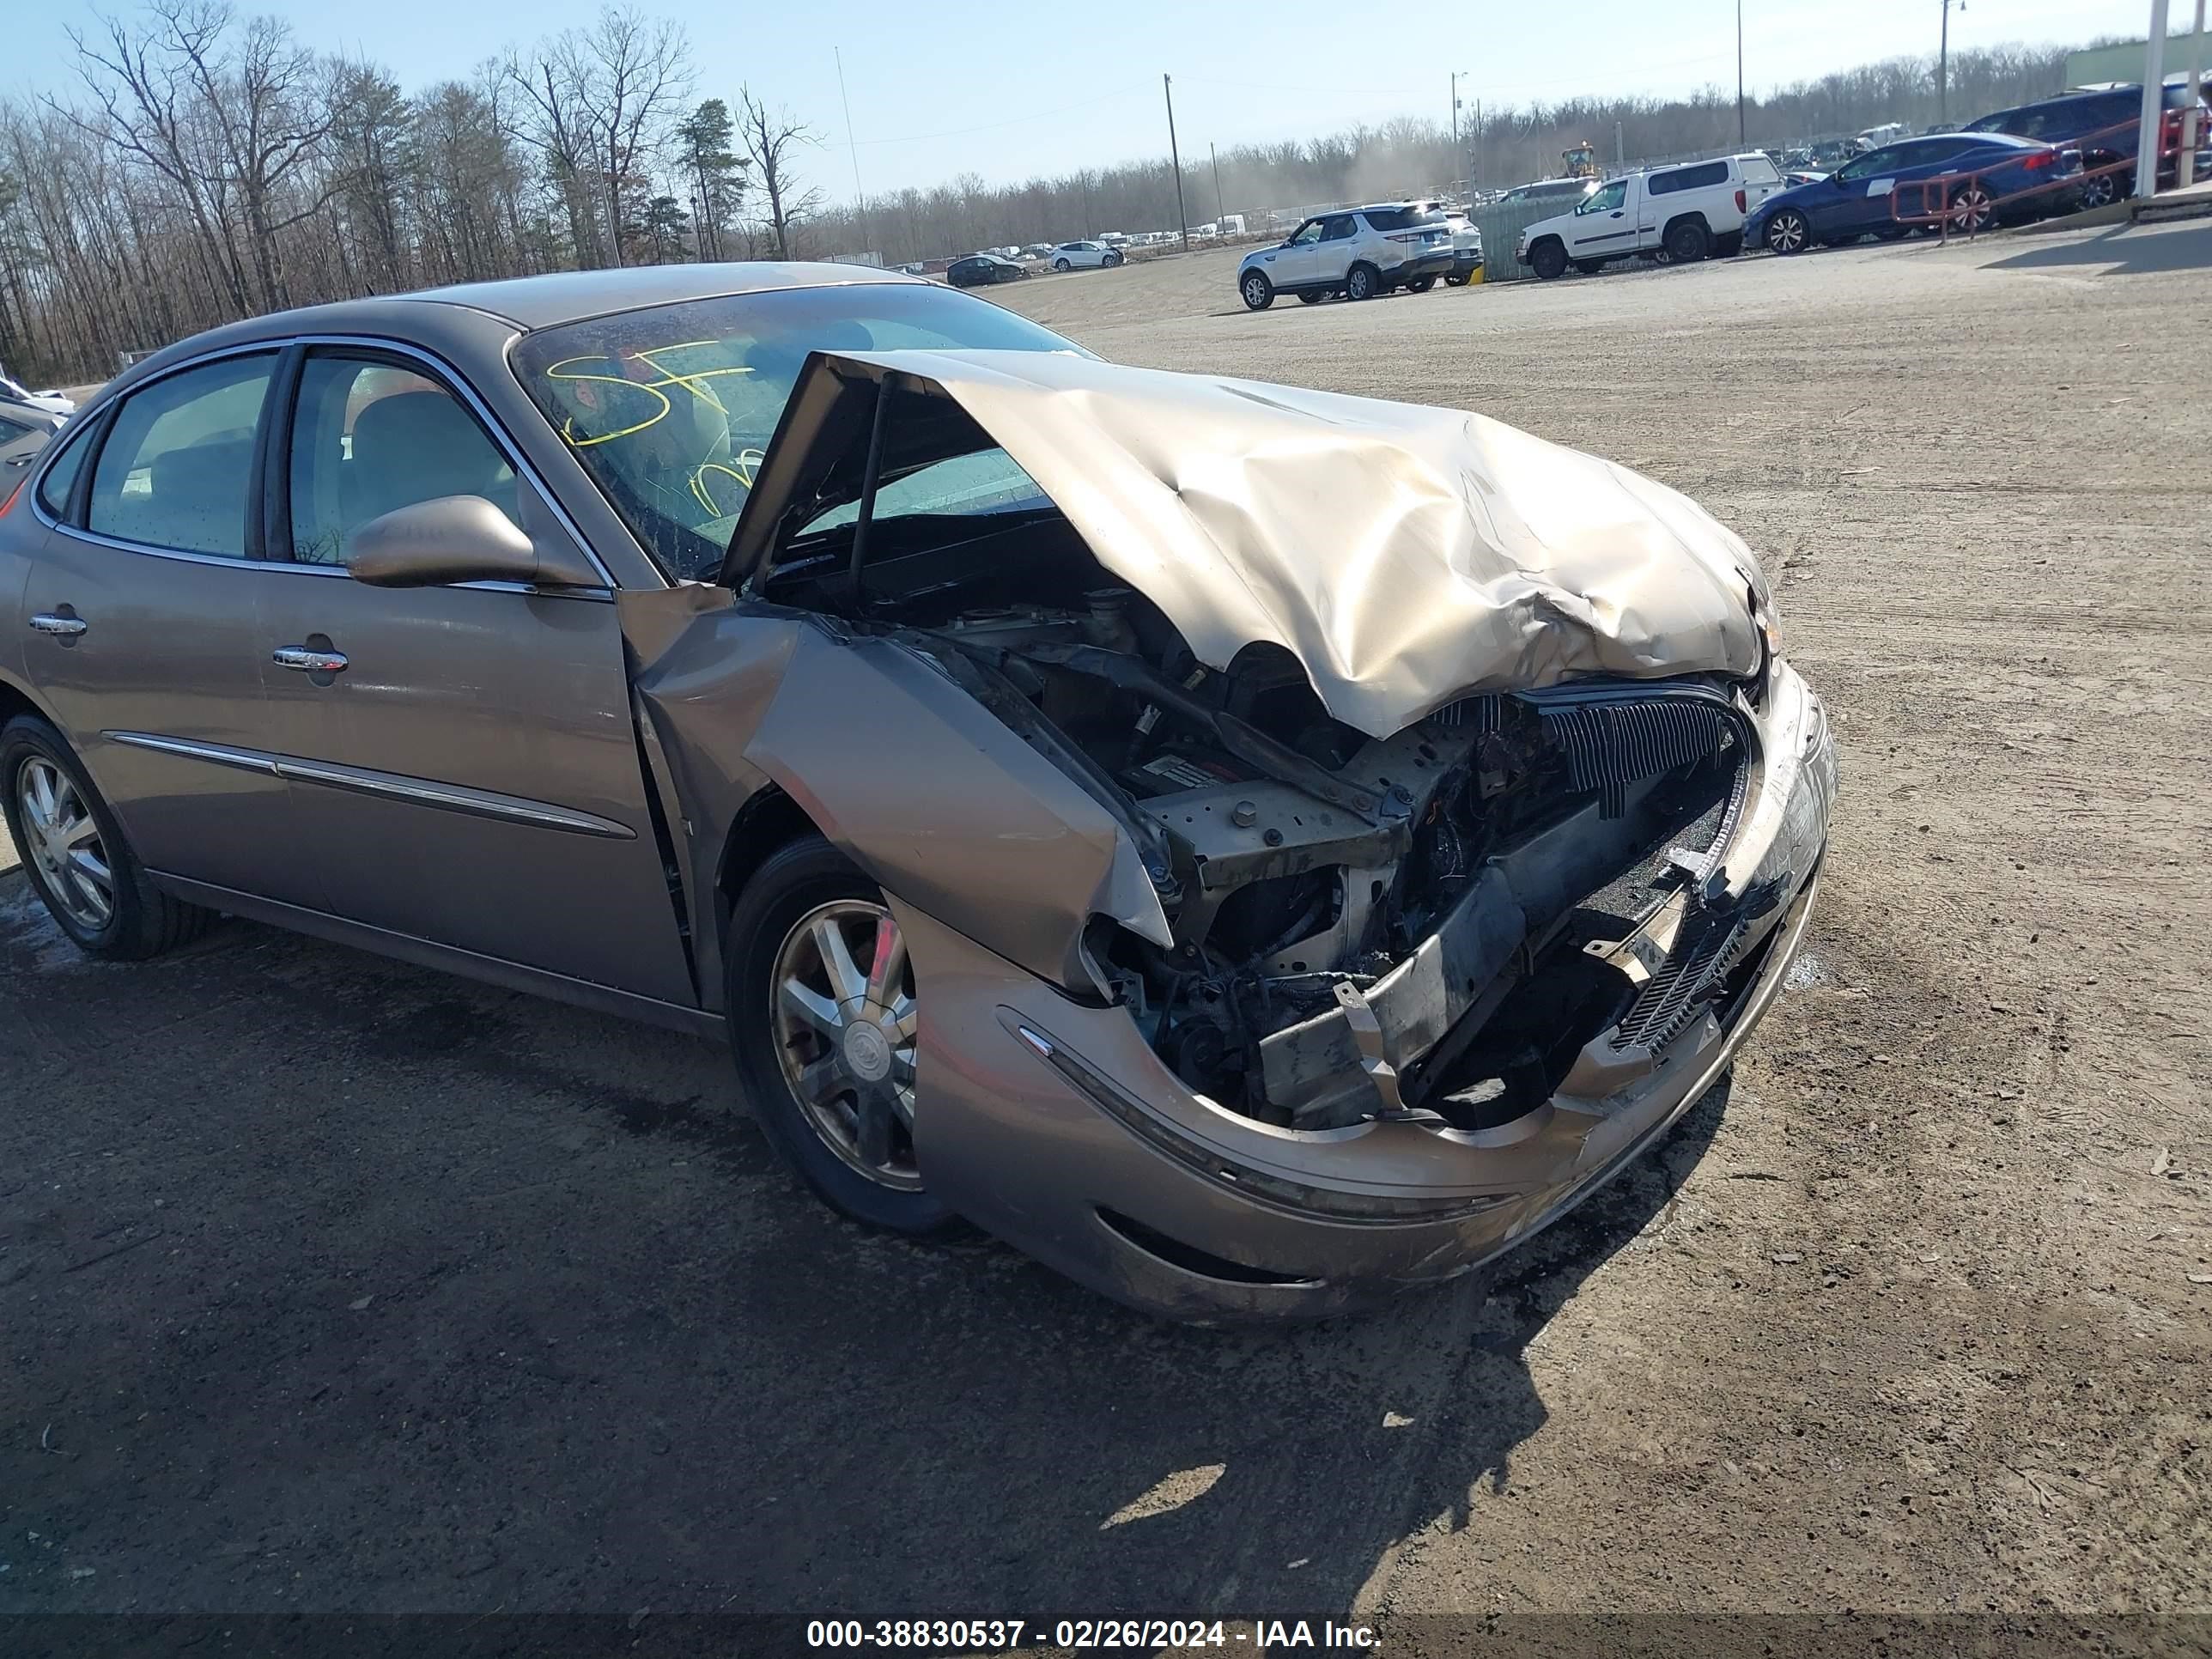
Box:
[1736,0,1747,145]
[1938,0,1961,125]
[1164,73,1191,251]
[1209,142,1225,222]
[835,48,872,258]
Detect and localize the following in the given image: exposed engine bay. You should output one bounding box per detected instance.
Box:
[754,389,1772,1137]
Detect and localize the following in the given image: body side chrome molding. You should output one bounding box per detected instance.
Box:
[102,731,636,840]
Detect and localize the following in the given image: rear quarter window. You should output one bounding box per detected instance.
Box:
[1650,161,1730,195]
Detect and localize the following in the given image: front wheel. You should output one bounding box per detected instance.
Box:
[1053,258,1071,271]
[1104,251,1123,266]
[1297,289,1326,304]
[1240,270,1274,310]
[1344,262,1379,301]
[1443,273,1468,286]
[1528,240,1567,280]
[1764,210,1810,254]
[726,836,962,1237]
[0,714,212,960]
[1404,274,1437,293]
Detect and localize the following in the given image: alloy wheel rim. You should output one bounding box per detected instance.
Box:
[1770,216,1803,252]
[769,899,921,1190]
[16,758,113,933]
[1244,276,1266,304]
[1952,190,1992,229]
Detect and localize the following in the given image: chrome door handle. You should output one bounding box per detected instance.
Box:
[30,613,88,638]
[272,645,348,674]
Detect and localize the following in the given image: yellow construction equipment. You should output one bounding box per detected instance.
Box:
[1561,141,1598,179]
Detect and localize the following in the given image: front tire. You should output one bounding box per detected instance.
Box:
[1528,240,1567,280]
[1104,251,1123,267]
[1240,270,1274,310]
[1764,210,1810,255]
[1344,262,1380,301]
[1297,289,1326,304]
[0,714,211,960]
[1053,258,1071,271]
[1404,274,1437,293]
[725,836,961,1237]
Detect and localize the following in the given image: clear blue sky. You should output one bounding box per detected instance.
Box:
[9,0,2172,198]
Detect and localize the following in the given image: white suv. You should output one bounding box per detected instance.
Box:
[1049,240,1123,270]
[1515,154,1784,279]
[1237,203,1455,309]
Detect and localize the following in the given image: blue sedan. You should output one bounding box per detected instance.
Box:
[1746,131,2081,253]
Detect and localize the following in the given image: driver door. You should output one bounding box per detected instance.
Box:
[1310,214,1360,286]
[1260,219,1323,287]
[1823,147,1901,234]
[1567,179,1632,260]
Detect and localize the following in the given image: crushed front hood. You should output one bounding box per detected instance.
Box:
[739,349,1766,738]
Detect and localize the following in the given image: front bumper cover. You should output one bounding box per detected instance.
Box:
[904,661,1837,1322]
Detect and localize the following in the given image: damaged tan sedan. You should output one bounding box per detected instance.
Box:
[0,265,1834,1320]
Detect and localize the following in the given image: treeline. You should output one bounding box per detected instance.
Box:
[807,43,2078,262]
[0,4,2081,383]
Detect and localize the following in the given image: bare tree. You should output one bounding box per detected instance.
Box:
[735,88,821,258]
[562,7,691,267]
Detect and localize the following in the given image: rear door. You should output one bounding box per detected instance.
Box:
[1310,214,1360,285]
[249,343,695,1005]
[15,350,322,907]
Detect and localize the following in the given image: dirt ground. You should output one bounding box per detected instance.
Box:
[3,220,2209,1644]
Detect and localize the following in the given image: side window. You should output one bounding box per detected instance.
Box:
[1322,215,1357,240]
[87,354,274,557]
[1286,221,1323,246]
[1578,180,1626,214]
[287,354,519,567]
[0,413,33,444]
[34,419,94,520]
[1648,170,1682,197]
[1741,155,1781,184]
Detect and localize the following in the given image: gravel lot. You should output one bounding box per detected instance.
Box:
[3,220,2209,1638]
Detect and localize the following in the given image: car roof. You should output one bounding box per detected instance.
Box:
[369,262,926,330]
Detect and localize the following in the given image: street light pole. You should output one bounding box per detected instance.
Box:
[1164,73,1191,251]
[1210,142,1224,222]
[1736,0,1747,145]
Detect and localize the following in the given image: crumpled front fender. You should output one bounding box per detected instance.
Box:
[619,586,1170,1003]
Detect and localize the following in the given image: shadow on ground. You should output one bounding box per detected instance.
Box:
[0,883,1720,1618]
[1984,217,2212,276]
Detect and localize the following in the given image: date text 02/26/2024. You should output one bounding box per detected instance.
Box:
[805,1619,1382,1650]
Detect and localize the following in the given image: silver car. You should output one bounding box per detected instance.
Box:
[1048,240,1123,271]
[0,264,1833,1322]
[1238,204,1456,308]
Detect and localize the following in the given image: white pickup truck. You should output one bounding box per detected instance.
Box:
[1516,154,1784,279]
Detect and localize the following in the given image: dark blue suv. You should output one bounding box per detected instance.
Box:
[1959,82,2212,209]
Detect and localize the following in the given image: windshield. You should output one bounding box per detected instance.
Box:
[510,282,1083,580]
